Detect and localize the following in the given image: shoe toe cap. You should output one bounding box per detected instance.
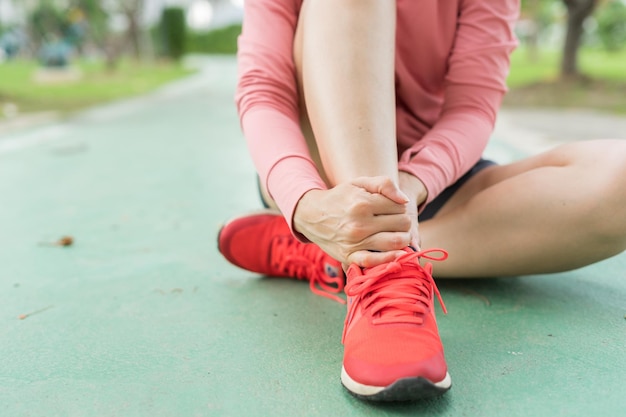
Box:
[343,349,448,388]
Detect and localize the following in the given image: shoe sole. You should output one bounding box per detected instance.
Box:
[341,366,451,402]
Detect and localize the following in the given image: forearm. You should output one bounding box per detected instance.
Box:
[241,107,327,236]
[397,81,506,208]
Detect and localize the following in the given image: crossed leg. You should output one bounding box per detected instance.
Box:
[421,139,626,277]
[283,135,626,278]
[287,0,626,278]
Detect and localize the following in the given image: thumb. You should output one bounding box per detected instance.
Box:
[351,176,409,204]
[410,226,422,251]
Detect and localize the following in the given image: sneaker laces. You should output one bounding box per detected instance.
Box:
[270,235,346,303]
[342,248,448,343]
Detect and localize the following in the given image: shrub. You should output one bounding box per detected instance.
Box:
[159,7,187,60]
[186,24,242,55]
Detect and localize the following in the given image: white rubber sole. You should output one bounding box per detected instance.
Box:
[341,366,452,401]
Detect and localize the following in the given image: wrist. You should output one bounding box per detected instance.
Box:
[398,171,428,205]
[293,188,323,236]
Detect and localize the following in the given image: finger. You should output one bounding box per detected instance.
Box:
[352,231,411,253]
[410,227,421,251]
[368,193,408,215]
[348,249,407,269]
[338,213,410,248]
[365,213,412,235]
[351,176,409,204]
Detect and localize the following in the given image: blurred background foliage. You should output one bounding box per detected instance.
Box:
[0,0,625,118]
[506,0,626,111]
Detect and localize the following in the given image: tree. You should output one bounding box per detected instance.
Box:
[118,0,144,60]
[596,0,626,52]
[29,0,65,45]
[67,0,119,70]
[521,0,607,78]
[561,0,598,77]
[76,0,109,48]
[77,0,146,69]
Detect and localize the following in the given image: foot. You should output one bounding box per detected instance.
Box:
[341,248,451,401]
[218,211,345,302]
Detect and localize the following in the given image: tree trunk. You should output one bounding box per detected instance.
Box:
[561,0,598,78]
[110,0,142,61]
[104,36,122,72]
[123,0,144,61]
[126,11,141,60]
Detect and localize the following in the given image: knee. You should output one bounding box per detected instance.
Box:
[577,140,626,198]
[570,140,626,248]
[560,139,626,185]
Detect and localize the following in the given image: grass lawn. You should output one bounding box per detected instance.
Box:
[0,59,195,117]
[505,47,626,113]
[2,47,625,117]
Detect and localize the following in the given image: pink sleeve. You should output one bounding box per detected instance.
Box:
[398,0,519,207]
[235,0,327,237]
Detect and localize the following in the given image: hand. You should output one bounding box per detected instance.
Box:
[398,171,428,251]
[293,176,412,268]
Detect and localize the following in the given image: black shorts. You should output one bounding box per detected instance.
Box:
[419,158,495,221]
[257,158,496,219]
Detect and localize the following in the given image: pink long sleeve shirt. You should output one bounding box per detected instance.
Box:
[235,0,519,235]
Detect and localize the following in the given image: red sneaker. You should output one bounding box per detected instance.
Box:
[341,248,450,401]
[218,212,345,302]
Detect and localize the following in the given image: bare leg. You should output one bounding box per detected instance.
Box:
[420,139,626,277]
[294,0,398,185]
[287,0,416,266]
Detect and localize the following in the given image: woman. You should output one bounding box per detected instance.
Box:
[218,0,626,401]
